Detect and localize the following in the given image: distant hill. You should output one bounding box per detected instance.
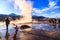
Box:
[0,13,19,16]
[32,15,45,19]
[0,14,6,16]
[9,13,17,16]
[0,13,46,21]
[0,13,20,21]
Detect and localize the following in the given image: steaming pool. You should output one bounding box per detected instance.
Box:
[0,23,60,37]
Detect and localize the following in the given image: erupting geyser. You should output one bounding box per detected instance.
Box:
[14,0,33,26]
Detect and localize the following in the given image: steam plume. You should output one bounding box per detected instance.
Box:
[14,0,33,26]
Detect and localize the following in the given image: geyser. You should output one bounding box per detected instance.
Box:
[14,0,33,26]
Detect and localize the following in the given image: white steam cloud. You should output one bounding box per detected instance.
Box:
[14,0,33,26]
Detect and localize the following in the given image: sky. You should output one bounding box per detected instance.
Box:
[0,0,60,18]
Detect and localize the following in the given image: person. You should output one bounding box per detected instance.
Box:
[11,25,18,40]
[5,18,10,30]
[5,17,10,40]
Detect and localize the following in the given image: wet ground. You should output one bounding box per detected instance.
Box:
[15,28,60,40]
[0,23,60,40]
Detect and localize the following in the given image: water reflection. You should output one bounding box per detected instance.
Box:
[0,25,15,37]
[0,24,59,35]
[0,23,60,40]
[32,23,53,30]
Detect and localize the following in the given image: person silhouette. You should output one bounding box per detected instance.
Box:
[5,17,10,40]
[5,17,10,30]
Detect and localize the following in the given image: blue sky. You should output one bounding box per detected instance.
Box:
[0,0,60,18]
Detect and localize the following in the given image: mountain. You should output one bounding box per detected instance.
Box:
[0,13,17,16]
[0,14,6,16]
[0,13,20,21]
[32,15,45,19]
[9,13,17,16]
[0,13,19,16]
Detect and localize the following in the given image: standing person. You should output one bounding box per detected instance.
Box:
[5,17,10,40]
[5,18,10,29]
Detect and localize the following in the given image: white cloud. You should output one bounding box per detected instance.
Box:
[32,8,42,14]
[32,0,60,18]
[7,0,14,2]
[49,0,58,8]
[0,0,22,15]
[54,14,60,18]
